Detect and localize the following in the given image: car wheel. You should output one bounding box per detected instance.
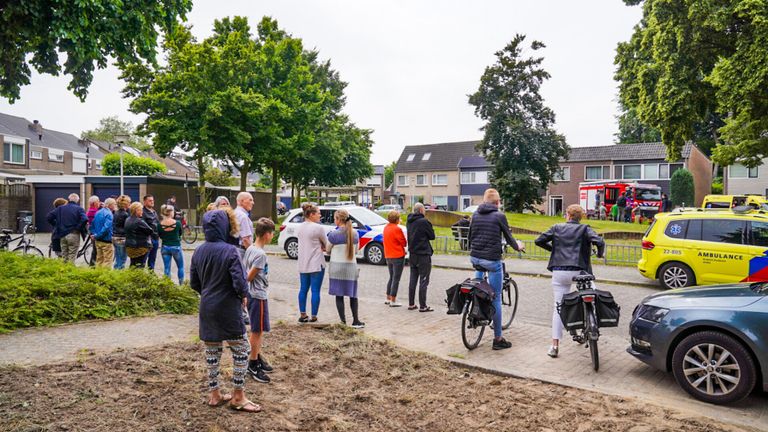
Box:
[365,243,385,265]
[284,238,299,260]
[658,262,695,289]
[671,331,757,405]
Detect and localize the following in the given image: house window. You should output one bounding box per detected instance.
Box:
[585,166,606,180]
[397,175,407,186]
[30,150,42,160]
[48,149,64,162]
[622,164,641,179]
[432,196,448,207]
[730,163,759,179]
[432,174,447,185]
[553,167,570,182]
[659,164,669,179]
[416,174,427,185]
[422,152,431,161]
[460,171,489,184]
[643,164,658,180]
[614,165,622,179]
[2,140,25,164]
[406,153,416,162]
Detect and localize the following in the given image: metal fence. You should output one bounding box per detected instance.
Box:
[432,227,643,265]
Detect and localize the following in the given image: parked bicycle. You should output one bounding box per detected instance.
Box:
[453,262,519,350]
[0,224,43,256]
[47,233,94,265]
[558,272,620,372]
[180,211,198,244]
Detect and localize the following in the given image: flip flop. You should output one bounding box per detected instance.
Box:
[419,306,434,313]
[208,394,232,407]
[229,400,262,413]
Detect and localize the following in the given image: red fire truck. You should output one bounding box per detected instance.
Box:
[578,180,662,222]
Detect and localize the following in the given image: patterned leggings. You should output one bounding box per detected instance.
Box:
[204,336,251,391]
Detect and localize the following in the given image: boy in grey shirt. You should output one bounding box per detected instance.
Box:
[244,218,276,383]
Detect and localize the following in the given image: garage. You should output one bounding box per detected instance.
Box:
[33,183,81,233]
[92,185,140,202]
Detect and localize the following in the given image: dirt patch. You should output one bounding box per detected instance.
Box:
[0,324,752,432]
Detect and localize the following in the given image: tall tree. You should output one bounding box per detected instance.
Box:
[81,116,150,150]
[615,105,661,144]
[383,161,397,189]
[615,0,768,167]
[468,35,568,212]
[0,0,191,102]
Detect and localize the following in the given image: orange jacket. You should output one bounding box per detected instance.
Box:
[383,223,407,259]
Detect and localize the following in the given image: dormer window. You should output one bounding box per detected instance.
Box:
[422,152,431,161]
[406,153,416,162]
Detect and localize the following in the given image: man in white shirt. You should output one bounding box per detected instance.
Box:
[235,192,255,257]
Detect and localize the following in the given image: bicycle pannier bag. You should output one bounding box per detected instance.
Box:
[445,283,464,315]
[467,279,495,323]
[594,290,620,327]
[557,291,584,331]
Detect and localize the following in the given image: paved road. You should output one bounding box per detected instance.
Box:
[2,250,765,430]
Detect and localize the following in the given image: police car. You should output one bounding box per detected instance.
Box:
[638,207,768,289]
[277,205,406,265]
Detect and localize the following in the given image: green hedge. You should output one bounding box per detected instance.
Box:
[0,253,198,332]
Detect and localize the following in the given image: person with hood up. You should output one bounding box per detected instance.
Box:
[468,189,524,350]
[406,203,435,312]
[190,209,260,413]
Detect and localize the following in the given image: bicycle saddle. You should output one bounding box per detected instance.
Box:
[572,274,595,283]
[1,229,11,235]
[472,264,490,272]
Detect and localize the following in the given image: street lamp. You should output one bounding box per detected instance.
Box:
[113,134,130,196]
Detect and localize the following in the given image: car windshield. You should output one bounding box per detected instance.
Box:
[349,207,388,226]
[750,282,768,293]
[636,188,661,200]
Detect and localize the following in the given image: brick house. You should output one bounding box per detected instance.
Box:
[545,142,712,215]
[723,159,768,196]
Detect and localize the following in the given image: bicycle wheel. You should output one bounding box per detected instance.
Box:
[500,277,518,330]
[461,299,485,350]
[587,306,600,372]
[12,245,44,257]
[182,225,197,244]
[81,240,94,265]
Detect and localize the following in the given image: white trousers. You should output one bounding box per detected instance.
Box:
[551,270,582,341]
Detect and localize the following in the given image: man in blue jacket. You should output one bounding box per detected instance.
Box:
[91,198,116,267]
[468,189,524,350]
[47,193,88,263]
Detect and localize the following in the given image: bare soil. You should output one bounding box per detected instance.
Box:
[0,324,753,432]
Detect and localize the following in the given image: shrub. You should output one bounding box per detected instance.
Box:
[670,168,695,207]
[711,176,723,194]
[0,253,198,332]
[102,152,167,176]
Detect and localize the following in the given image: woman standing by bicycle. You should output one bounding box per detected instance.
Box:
[113,195,131,269]
[534,204,605,358]
[125,202,154,268]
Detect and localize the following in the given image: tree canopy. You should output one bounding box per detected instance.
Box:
[0,0,191,102]
[468,35,568,212]
[202,167,238,187]
[615,0,768,167]
[81,116,150,151]
[102,153,166,177]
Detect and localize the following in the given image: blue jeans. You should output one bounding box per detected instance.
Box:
[299,268,325,316]
[145,238,159,269]
[114,242,127,269]
[470,256,504,339]
[161,245,184,284]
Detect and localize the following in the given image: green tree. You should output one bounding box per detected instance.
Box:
[383,161,396,189]
[615,0,768,167]
[203,167,237,187]
[468,35,569,212]
[0,0,191,102]
[615,105,661,144]
[81,116,150,151]
[670,168,695,207]
[102,153,166,177]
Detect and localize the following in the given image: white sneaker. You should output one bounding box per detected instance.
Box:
[547,346,559,358]
[389,301,402,307]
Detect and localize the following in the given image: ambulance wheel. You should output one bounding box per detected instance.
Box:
[365,243,385,265]
[659,262,695,289]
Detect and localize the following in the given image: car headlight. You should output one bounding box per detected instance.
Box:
[637,304,669,323]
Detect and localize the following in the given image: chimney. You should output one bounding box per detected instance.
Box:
[29,120,43,140]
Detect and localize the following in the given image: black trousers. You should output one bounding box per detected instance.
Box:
[386,257,405,298]
[408,254,431,308]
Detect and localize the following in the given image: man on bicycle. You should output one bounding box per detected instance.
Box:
[534,204,605,358]
[468,188,524,350]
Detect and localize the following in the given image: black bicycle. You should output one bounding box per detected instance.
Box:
[460,262,519,350]
[567,273,601,371]
[180,211,198,244]
[47,233,94,264]
[0,224,43,256]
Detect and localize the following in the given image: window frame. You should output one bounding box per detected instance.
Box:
[729,163,759,179]
[48,149,64,162]
[415,174,427,186]
[584,165,607,181]
[431,173,447,185]
[406,153,416,162]
[397,175,407,186]
[553,166,570,182]
[2,140,25,165]
[422,152,431,161]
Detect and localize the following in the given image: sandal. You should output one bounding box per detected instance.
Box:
[229,399,262,413]
[419,306,434,313]
[407,305,418,310]
[208,393,232,407]
[298,316,309,323]
[309,316,318,322]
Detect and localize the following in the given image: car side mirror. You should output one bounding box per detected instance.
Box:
[351,222,360,229]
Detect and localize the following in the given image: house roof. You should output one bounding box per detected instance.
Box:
[0,112,105,159]
[458,155,491,169]
[396,140,481,172]
[565,142,696,162]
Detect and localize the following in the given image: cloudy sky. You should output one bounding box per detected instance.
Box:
[0,1,642,166]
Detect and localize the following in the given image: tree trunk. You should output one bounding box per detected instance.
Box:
[291,181,296,208]
[239,160,250,191]
[196,155,207,220]
[271,161,279,222]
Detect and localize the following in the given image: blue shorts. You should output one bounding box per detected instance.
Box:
[248,298,270,333]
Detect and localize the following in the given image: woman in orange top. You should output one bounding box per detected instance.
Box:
[383,210,407,307]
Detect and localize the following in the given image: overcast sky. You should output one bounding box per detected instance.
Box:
[0,1,642,166]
